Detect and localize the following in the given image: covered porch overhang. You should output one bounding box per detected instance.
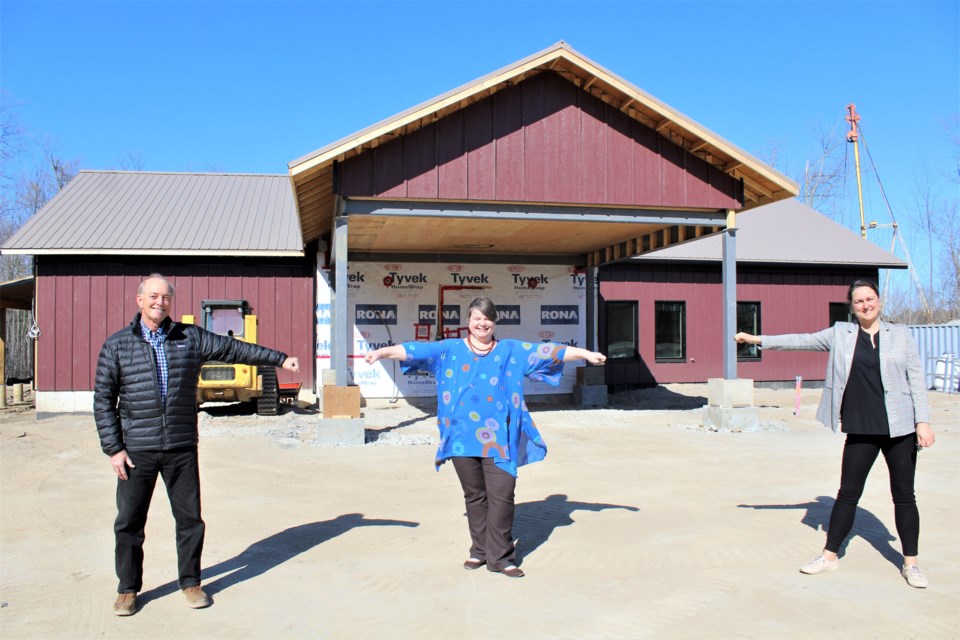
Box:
[322,196,740,387]
[340,199,730,268]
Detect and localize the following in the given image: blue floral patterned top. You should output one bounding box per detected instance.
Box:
[401,339,567,477]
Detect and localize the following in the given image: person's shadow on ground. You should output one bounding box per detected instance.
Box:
[513,494,639,564]
[137,513,418,606]
[738,496,901,568]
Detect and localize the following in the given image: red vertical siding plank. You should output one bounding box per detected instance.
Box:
[404,125,439,198]
[207,265,226,301]
[493,84,524,201]
[35,272,56,391]
[605,104,634,206]
[437,110,467,199]
[224,274,243,301]
[465,100,496,200]
[54,274,73,390]
[580,93,607,204]
[557,92,582,203]
[374,138,406,198]
[89,274,109,388]
[686,153,711,207]
[340,151,374,197]
[272,274,293,383]
[257,275,277,357]
[709,166,739,209]
[72,274,92,389]
[660,139,686,207]
[289,270,313,388]
[522,75,548,202]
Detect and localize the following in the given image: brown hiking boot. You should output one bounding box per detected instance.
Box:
[182,585,210,609]
[113,592,137,616]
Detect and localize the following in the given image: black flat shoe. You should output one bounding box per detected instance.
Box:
[463,558,485,570]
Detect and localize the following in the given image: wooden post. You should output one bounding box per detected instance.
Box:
[0,310,6,409]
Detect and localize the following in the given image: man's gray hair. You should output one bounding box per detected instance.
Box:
[138,273,175,296]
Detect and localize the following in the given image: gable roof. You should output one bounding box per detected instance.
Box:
[288,41,799,246]
[1,171,303,257]
[632,198,906,267]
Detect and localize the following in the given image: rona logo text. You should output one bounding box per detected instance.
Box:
[540,305,580,325]
[496,305,521,325]
[355,305,398,325]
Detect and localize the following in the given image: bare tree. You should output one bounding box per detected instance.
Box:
[799,121,848,226]
[912,157,940,311]
[117,150,145,171]
[1,117,78,280]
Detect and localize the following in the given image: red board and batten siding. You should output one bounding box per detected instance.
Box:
[599,265,877,385]
[35,259,314,393]
[339,71,740,210]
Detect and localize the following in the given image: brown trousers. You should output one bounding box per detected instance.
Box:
[451,456,518,570]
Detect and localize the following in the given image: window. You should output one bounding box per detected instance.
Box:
[737,302,761,360]
[605,301,638,359]
[655,301,685,361]
[829,303,852,326]
[205,307,245,338]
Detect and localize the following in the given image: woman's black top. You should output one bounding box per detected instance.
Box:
[839,328,890,435]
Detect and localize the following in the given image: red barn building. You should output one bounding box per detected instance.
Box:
[3,42,899,412]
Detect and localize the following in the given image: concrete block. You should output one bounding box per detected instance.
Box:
[573,384,608,407]
[707,378,754,407]
[313,418,365,446]
[703,405,760,431]
[321,368,338,386]
[576,365,606,386]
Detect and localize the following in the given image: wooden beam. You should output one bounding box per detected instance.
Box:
[725,162,743,174]
[739,173,775,200]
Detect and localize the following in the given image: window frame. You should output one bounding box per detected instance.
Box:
[736,301,762,361]
[654,300,686,363]
[604,300,639,360]
[829,302,853,326]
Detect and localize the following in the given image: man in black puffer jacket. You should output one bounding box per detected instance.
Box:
[94,274,300,616]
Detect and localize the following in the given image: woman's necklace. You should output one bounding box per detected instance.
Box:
[467,334,495,357]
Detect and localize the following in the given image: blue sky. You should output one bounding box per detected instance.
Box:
[2,1,958,298]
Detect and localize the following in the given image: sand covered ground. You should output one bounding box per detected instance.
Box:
[1,384,958,639]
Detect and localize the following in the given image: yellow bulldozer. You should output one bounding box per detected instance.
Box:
[182,299,282,416]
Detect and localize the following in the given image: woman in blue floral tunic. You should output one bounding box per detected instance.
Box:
[365,297,606,578]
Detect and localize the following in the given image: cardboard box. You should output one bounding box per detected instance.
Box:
[322,385,361,419]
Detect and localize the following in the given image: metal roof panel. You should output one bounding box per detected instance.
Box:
[1,171,304,256]
[633,199,906,267]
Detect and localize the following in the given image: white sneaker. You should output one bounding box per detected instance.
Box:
[901,564,928,588]
[799,555,839,575]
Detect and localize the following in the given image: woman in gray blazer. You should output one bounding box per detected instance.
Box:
[735,280,935,588]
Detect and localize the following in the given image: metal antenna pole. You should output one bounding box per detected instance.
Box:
[846,104,867,238]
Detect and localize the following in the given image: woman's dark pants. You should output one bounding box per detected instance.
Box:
[114,448,205,593]
[825,433,919,557]
[452,456,517,570]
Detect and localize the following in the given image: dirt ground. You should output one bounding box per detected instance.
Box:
[1,384,958,640]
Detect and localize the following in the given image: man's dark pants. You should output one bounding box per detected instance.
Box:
[115,448,204,593]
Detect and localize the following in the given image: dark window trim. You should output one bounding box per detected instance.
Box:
[654,300,686,363]
[604,300,639,360]
[737,301,762,362]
